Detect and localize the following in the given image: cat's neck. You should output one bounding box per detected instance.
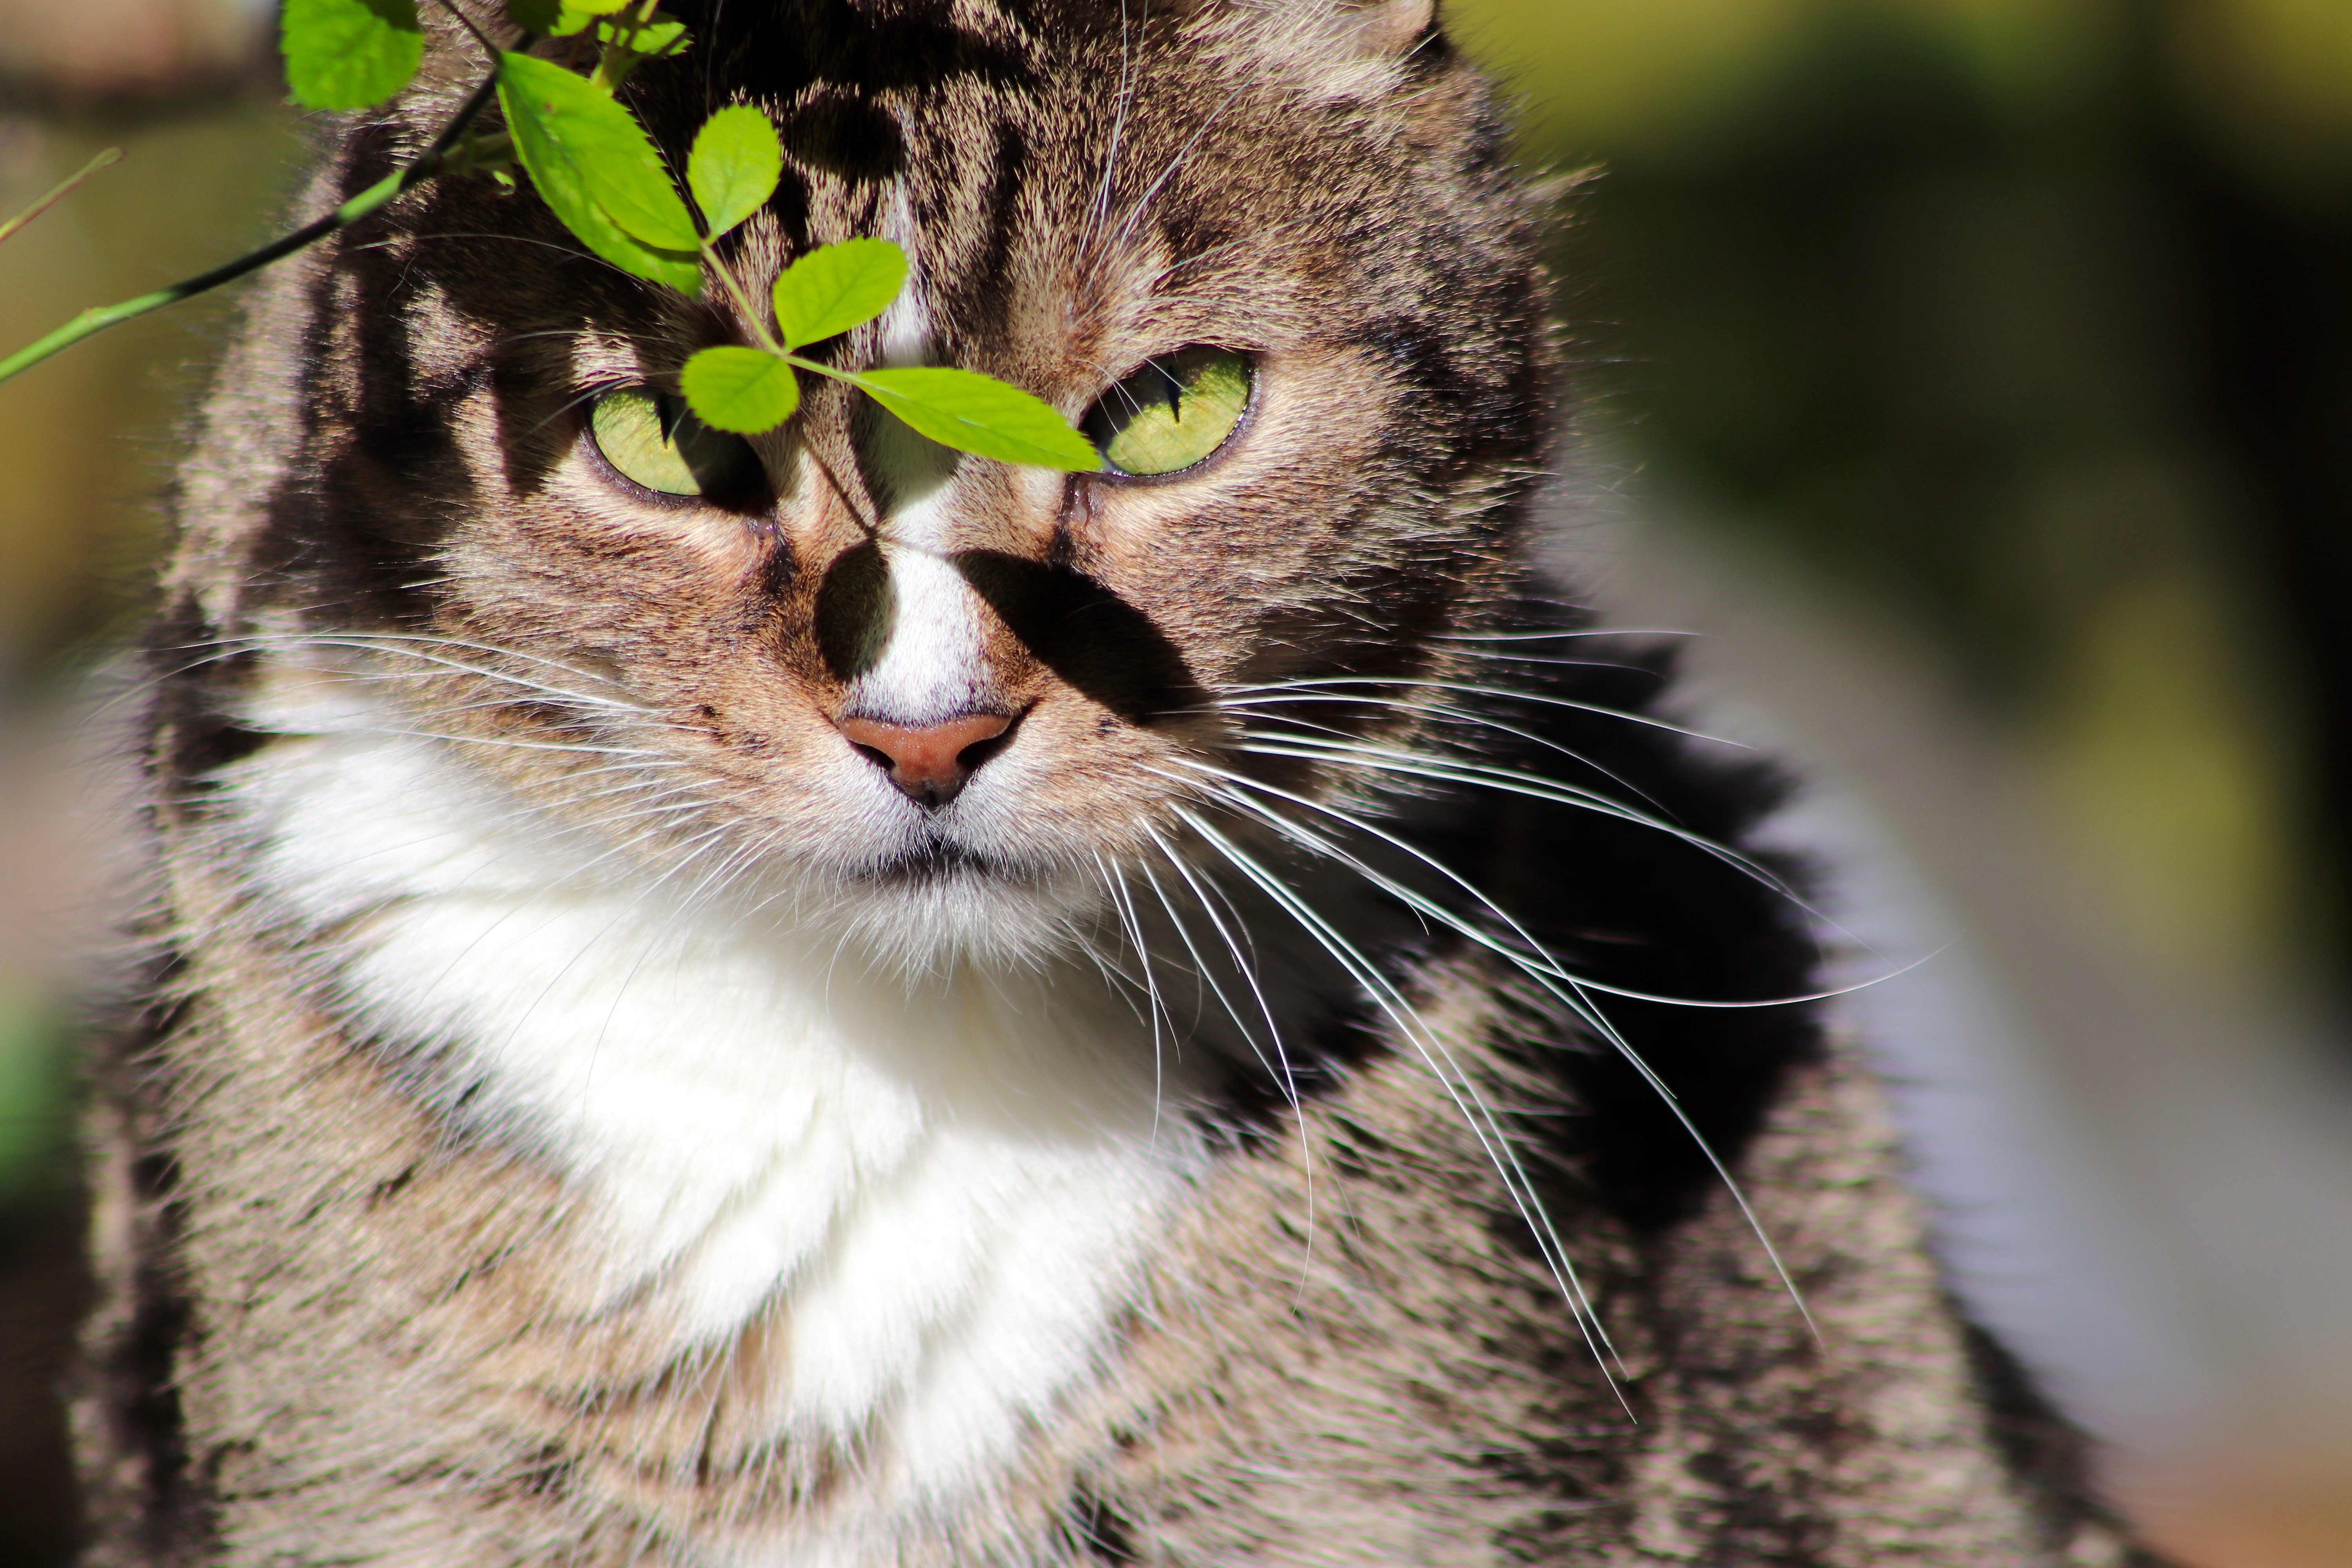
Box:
[223,665,1209,1519]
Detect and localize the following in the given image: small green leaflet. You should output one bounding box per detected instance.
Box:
[688,107,782,240]
[496,52,701,292]
[682,347,800,434]
[618,19,690,56]
[850,367,1099,470]
[507,0,630,35]
[281,0,424,112]
[773,240,906,349]
[499,54,698,249]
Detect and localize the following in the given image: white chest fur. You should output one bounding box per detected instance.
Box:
[223,684,1208,1543]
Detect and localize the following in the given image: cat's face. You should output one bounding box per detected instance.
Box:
[264,0,1551,965]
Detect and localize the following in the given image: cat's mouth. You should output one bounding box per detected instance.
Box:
[855,838,1002,884]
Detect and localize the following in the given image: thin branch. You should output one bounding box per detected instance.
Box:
[0,147,122,249]
[0,67,508,386]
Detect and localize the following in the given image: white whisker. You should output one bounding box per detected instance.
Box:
[1171,805,1624,1390]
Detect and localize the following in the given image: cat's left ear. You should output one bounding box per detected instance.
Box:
[1179,0,1442,94]
[1336,0,1434,57]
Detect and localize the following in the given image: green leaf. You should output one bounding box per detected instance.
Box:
[624,18,689,56]
[688,107,782,241]
[503,0,561,29]
[497,52,702,292]
[848,367,1099,470]
[497,53,699,250]
[773,239,906,350]
[554,0,632,31]
[281,0,424,111]
[682,346,801,434]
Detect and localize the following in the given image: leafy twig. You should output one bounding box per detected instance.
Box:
[0,0,1096,469]
[0,74,502,385]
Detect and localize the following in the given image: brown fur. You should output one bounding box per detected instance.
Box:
[83,1,2167,1561]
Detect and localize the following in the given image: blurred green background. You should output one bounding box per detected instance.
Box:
[2,0,2348,1561]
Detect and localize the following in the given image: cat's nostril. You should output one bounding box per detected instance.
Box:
[835,711,1016,807]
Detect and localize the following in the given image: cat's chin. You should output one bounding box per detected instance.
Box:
[746,851,1113,976]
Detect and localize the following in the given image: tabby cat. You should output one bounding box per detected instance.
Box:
[78,1,2166,1562]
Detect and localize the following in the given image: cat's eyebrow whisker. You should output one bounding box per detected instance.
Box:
[1077,0,1142,269]
[1109,76,1253,254]
[480,327,602,353]
[1171,803,1626,1392]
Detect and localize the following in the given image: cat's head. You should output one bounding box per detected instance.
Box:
[225,0,1555,967]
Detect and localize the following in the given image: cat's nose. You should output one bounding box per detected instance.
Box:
[835,711,1016,807]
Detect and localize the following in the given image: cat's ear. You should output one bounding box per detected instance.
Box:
[1334,0,1435,58]
[1177,0,1444,94]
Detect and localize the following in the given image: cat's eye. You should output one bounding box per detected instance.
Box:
[1082,347,1253,479]
[587,385,765,501]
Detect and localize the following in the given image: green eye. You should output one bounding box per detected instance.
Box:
[588,386,764,500]
[1082,347,1252,478]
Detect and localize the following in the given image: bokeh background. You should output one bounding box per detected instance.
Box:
[2,0,2349,1561]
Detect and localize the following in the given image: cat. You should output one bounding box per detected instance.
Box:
[76,0,2168,1562]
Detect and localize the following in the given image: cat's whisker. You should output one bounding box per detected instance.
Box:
[1140,823,1294,1116]
[1195,818,1625,1367]
[1170,804,1624,1388]
[1165,760,1825,1335]
[1204,693,1681,820]
[1220,675,1752,751]
[272,724,666,759]
[529,378,626,441]
[1228,732,1815,911]
[1417,646,1659,672]
[1432,628,1692,645]
[1132,852,1245,1063]
[1093,852,1175,1141]
[217,630,657,713]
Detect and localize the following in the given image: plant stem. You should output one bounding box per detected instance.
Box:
[701,248,788,356]
[0,147,123,249]
[0,71,505,387]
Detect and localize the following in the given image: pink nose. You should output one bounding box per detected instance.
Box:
[835,712,1016,806]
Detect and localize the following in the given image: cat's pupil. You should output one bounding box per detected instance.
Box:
[1083,347,1252,478]
[588,385,766,502]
